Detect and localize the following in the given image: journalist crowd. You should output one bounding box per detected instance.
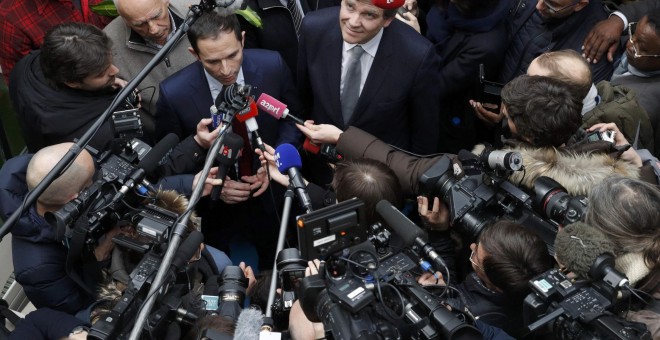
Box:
[0,0,658,338]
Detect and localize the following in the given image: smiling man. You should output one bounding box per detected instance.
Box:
[297,0,441,185]
[9,22,126,153]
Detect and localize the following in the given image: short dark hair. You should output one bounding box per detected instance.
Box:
[188,12,242,53]
[646,8,660,36]
[501,75,583,147]
[479,220,554,303]
[40,22,113,88]
[332,158,403,224]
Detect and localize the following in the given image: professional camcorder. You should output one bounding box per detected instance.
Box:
[419,146,586,254]
[524,254,652,340]
[296,199,482,340]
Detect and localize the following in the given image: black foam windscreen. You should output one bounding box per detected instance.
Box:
[138,133,179,174]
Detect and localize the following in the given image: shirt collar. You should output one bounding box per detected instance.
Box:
[204,67,246,99]
[342,28,384,58]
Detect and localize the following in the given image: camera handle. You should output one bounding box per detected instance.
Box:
[263,188,295,331]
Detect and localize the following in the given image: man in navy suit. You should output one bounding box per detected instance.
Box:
[297,0,441,183]
[156,12,302,269]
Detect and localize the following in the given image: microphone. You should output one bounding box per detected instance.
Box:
[371,0,404,10]
[210,132,244,202]
[235,98,265,152]
[139,133,180,174]
[170,230,204,274]
[275,144,313,213]
[256,93,305,126]
[375,200,448,274]
[554,222,616,280]
[234,308,264,340]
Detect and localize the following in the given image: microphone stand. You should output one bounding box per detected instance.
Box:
[0,0,218,241]
[128,110,236,340]
[263,188,294,330]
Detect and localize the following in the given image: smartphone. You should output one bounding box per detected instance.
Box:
[479,64,504,105]
[397,6,410,20]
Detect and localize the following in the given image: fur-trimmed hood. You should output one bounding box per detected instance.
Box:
[473,144,640,196]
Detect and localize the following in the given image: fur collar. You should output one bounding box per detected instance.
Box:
[473,144,640,196]
[616,252,652,287]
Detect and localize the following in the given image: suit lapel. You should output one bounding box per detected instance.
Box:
[324,27,345,127]
[349,28,392,126]
[241,51,265,125]
[190,61,214,121]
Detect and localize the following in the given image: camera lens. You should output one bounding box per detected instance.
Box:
[218,266,247,304]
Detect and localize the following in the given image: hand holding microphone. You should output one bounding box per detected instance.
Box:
[194,118,221,149]
[255,142,291,188]
[297,121,344,145]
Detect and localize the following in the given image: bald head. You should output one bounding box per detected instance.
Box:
[528,50,592,99]
[27,143,95,209]
[114,0,172,46]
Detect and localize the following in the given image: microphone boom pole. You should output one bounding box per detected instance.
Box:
[0,0,216,241]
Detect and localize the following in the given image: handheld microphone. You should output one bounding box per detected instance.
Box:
[375,200,448,275]
[170,230,204,274]
[210,132,244,202]
[275,144,313,213]
[256,93,305,126]
[139,133,180,173]
[302,138,321,154]
[554,222,617,280]
[235,98,265,152]
[371,0,404,10]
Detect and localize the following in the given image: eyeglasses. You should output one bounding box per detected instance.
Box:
[469,244,483,272]
[628,22,660,59]
[542,0,580,13]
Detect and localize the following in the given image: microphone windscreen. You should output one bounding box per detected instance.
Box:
[375,200,426,247]
[171,231,204,271]
[371,0,404,10]
[554,222,616,279]
[139,133,179,174]
[234,307,264,340]
[235,98,259,123]
[256,93,286,119]
[217,132,244,165]
[303,138,321,154]
[275,143,302,173]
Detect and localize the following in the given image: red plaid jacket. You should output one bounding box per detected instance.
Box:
[0,0,112,84]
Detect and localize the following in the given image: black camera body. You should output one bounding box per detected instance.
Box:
[524,256,651,340]
[419,148,559,253]
[296,199,482,340]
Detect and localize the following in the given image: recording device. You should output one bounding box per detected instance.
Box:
[532,177,588,227]
[524,254,651,340]
[89,231,204,340]
[275,143,314,213]
[204,266,249,322]
[397,6,410,20]
[585,130,616,143]
[296,198,482,339]
[303,139,344,163]
[112,90,143,140]
[554,223,616,279]
[209,131,243,202]
[271,248,307,313]
[479,63,504,106]
[419,147,559,253]
[256,93,305,126]
[297,198,369,260]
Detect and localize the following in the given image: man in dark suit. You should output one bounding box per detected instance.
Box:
[297,0,441,184]
[155,12,302,269]
[239,0,341,78]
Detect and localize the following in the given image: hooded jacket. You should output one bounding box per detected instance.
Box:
[9,51,118,153]
[0,155,94,313]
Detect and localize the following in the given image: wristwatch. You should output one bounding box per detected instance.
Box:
[68,325,90,337]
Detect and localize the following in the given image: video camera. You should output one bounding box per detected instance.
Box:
[295,199,482,340]
[419,146,587,254]
[524,254,651,340]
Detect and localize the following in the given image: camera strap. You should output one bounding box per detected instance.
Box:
[66,214,104,297]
